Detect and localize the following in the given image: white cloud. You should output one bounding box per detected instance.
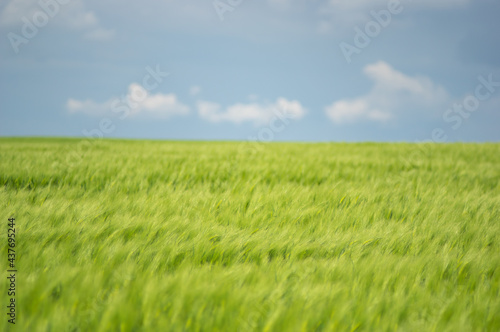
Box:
[66,98,112,116]
[325,61,449,124]
[326,99,390,124]
[364,61,448,105]
[198,98,306,125]
[0,0,114,41]
[189,85,201,96]
[67,83,189,119]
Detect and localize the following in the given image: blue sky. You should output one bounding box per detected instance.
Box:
[1,0,499,142]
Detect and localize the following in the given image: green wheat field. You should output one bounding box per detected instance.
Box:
[1,138,499,331]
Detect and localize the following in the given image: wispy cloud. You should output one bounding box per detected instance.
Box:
[189,85,201,97]
[67,83,189,119]
[198,98,306,125]
[325,61,449,124]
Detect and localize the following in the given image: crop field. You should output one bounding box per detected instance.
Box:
[1,138,499,331]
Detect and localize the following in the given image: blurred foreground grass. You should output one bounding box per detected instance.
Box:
[1,138,499,331]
